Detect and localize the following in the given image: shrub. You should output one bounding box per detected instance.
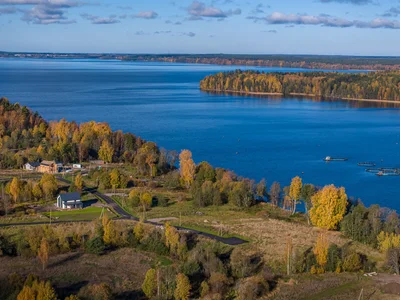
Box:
[139,230,169,255]
[342,253,362,272]
[208,272,230,295]
[0,235,15,256]
[179,260,201,276]
[85,236,105,255]
[230,248,262,279]
[79,282,112,300]
[164,170,181,190]
[237,276,269,300]
[200,281,210,298]
[156,195,169,207]
[326,244,341,272]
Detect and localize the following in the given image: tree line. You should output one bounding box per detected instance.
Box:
[200,70,400,101]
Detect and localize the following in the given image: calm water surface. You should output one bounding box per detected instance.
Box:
[1,58,400,210]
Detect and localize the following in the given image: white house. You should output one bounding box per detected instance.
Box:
[56,192,82,209]
[72,163,82,169]
[24,162,40,171]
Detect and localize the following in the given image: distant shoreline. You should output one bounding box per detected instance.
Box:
[201,89,400,105]
[2,52,400,71]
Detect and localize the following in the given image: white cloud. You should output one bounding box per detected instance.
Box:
[187,1,241,19]
[81,13,120,24]
[265,12,400,29]
[134,10,158,19]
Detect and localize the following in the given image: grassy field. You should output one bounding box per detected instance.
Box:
[0,247,154,299]
[269,272,400,300]
[116,194,385,270]
[43,207,115,221]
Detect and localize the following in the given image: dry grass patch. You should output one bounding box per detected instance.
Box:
[0,247,153,299]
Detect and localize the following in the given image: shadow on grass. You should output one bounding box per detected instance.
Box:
[82,199,98,208]
[115,290,146,300]
[56,280,89,299]
[49,252,83,268]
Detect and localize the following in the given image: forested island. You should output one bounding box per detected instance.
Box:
[200,70,400,102]
[3,51,400,71]
[2,97,400,298]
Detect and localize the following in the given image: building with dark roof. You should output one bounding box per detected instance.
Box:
[56,192,82,209]
[24,162,41,171]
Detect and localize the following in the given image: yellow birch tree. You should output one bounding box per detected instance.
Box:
[38,238,49,271]
[175,273,191,300]
[309,185,348,230]
[179,150,196,189]
[313,233,329,272]
[289,176,302,214]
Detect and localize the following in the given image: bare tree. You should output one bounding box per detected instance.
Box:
[387,248,400,275]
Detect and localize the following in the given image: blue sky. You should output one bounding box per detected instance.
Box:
[1,0,400,55]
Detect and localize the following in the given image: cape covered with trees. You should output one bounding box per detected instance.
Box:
[0,97,177,174]
[199,70,400,102]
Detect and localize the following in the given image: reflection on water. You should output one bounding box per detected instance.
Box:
[204,91,400,109]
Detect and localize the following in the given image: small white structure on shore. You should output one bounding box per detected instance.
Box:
[72,163,82,169]
[56,192,82,209]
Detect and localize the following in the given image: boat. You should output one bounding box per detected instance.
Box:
[357,162,376,167]
[323,156,348,162]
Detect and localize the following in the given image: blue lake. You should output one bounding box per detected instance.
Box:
[1,58,400,210]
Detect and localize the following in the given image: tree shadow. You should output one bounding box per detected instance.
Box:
[49,252,83,268]
[115,290,146,300]
[56,280,89,299]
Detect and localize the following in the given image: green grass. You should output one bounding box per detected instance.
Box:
[174,223,250,241]
[301,280,362,300]
[43,207,115,221]
[111,196,138,218]
[153,256,173,267]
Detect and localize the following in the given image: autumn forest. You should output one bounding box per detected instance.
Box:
[200,70,400,102]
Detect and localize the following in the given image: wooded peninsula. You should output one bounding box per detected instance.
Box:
[200,70,400,102]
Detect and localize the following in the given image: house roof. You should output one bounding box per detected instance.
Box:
[58,192,81,202]
[26,162,40,167]
[41,160,55,166]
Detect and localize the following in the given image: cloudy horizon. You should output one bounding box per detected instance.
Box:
[1,0,400,55]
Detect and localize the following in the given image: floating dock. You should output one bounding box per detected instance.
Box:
[357,162,376,167]
[377,171,400,176]
[323,156,348,162]
[366,168,381,174]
